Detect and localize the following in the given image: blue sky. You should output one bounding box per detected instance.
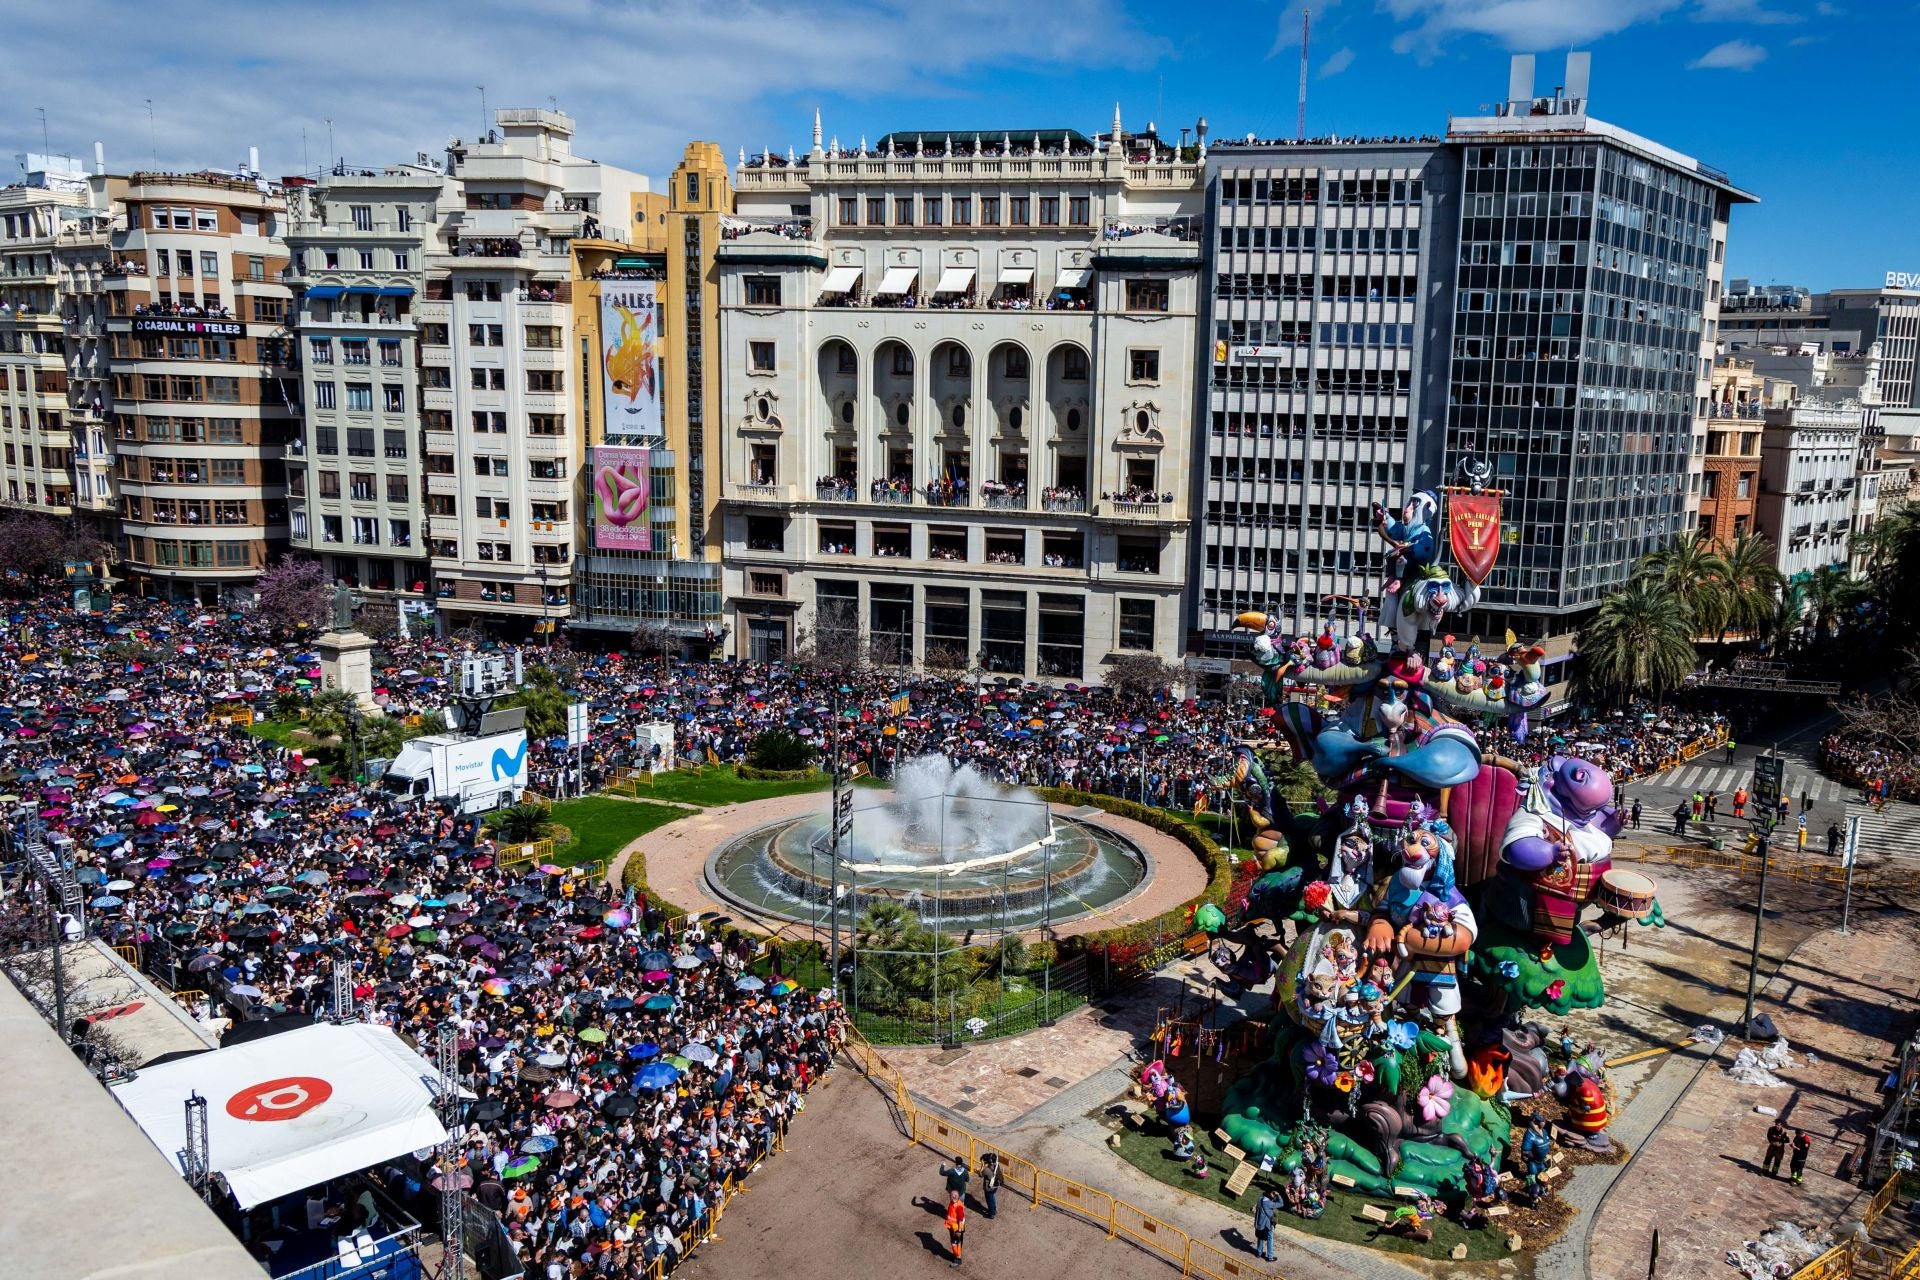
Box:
[3,0,1905,289]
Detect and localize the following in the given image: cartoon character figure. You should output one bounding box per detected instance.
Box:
[1495,756,1629,945]
[1330,808,1376,911]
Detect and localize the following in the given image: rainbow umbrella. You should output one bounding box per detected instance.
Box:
[482,978,512,997]
[503,1157,540,1178]
[769,980,799,997]
[603,908,632,928]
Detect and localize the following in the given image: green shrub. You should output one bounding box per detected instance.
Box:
[736,764,821,781]
[747,728,818,772]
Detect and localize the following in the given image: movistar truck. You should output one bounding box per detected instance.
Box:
[379,729,528,814]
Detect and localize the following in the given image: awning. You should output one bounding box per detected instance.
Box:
[376,337,401,345]
[378,285,415,298]
[1057,266,1093,290]
[111,1022,449,1210]
[820,266,862,295]
[934,267,976,296]
[344,285,382,296]
[876,266,918,296]
[613,256,659,270]
[303,285,344,300]
[999,267,1034,286]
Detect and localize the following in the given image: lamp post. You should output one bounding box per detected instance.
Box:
[536,563,552,650]
[1741,746,1783,1032]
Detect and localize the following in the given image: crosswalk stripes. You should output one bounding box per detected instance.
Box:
[1645,763,1850,805]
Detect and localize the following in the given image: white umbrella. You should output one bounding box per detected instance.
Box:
[734,975,765,991]
[392,893,420,908]
[681,1043,718,1065]
[672,954,703,970]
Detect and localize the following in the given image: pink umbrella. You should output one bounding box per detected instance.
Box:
[643,970,670,983]
[544,1090,580,1109]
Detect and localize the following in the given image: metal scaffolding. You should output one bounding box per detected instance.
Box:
[434,1023,464,1280]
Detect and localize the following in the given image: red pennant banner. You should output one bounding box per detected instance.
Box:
[1448,491,1502,585]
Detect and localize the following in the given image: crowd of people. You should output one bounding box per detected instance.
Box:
[0,594,846,1279]
[1473,706,1730,786]
[1819,736,1917,803]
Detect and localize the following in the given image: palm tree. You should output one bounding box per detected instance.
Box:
[304,688,358,743]
[1717,532,1785,640]
[1578,580,1698,703]
[1800,563,1864,641]
[1638,533,1730,638]
[500,667,569,739]
[485,802,554,843]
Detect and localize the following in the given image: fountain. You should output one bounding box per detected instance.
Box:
[704,755,1150,932]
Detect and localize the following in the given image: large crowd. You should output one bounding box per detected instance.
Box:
[0,595,844,1279]
[0,589,1758,1275]
[1819,736,1917,803]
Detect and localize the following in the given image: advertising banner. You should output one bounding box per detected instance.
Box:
[601,282,663,439]
[592,446,651,551]
[1446,490,1503,585]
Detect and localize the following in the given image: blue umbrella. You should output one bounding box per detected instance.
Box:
[520,1135,559,1154]
[642,995,675,1012]
[626,1042,661,1061]
[632,1062,681,1091]
[90,894,123,908]
[606,996,635,1011]
[92,834,125,848]
[347,808,372,819]
[638,950,672,969]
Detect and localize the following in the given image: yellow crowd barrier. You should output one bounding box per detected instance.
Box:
[843,1028,1287,1280]
[113,943,140,966]
[1786,1175,1910,1278]
[496,837,554,870]
[1619,844,1920,894]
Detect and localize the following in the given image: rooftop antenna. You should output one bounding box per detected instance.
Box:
[477,85,488,135]
[35,107,48,157]
[145,99,158,169]
[1297,7,1310,140]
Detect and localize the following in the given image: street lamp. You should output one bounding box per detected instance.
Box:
[535,563,552,650]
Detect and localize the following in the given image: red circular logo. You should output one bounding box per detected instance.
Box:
[226,1076,333,1122]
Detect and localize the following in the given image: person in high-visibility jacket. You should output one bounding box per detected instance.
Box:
[944,1196,966,1268]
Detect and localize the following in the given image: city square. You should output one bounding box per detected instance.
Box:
[3,5,1920,1280]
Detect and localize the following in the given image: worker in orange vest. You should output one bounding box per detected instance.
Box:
[945,1195,967,1268]
[1732,787,1747,820]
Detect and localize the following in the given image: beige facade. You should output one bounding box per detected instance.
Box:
[716,114,1203,679]
[284,167,448,603]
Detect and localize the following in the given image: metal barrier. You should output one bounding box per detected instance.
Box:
[496,837,554,869]
[1784,1175,1913,1278]
[1794,1243,1855,1280]
[1865,1172,1903,1230]
[840,1028,1286,1280]
[1620,845,1920,894]
[113,943,140,967]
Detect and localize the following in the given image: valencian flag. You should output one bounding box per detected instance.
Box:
[1446,490,1503,585]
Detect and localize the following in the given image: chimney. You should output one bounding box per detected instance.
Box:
[248,145,260,175]
[93,141,105,175]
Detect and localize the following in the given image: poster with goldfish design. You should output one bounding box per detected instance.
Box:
[602,283,663,440]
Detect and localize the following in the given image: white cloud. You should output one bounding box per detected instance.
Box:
[1,0,1165,184]
[1690,0,1803,22]
[1689,37,1769,68]
[1381,0,1685,55]
[1319,47,1357,77]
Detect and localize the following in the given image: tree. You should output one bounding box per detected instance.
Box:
[1103,652,1182,701]
[791,598,869,673]
[1637,533,1729,638]
[486,802,555,843]
[1717,531,1785,640]
[1800,563,1865,641]
[253,557,333,633]
[0,515,72,584]
[922,643,971,681]
[1856,501,1920,673]
[304,688,358,744]
[1577,580,1697,702]
[499,666,569,739]
[747,728,816,771]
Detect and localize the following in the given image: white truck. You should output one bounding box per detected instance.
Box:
[378,730,529,814]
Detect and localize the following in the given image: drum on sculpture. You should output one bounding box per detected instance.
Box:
[1594,868,1656,918]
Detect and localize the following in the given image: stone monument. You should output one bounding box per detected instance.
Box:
[316,583,379,712]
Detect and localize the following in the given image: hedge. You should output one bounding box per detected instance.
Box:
[1032,787,1233,965]
[736,765,823,782]
[620,840,689,924]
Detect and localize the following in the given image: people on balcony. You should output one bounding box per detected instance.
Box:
[980,479,1027,504]
[816,476,856,501]
[132,299,232,319]
[1103,487,1173,506]
[1041,485,1085,510]
[870,477,913,502]
[453,237,523,258]
[924,476,968,506]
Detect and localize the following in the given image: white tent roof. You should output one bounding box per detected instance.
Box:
[876,265,919,295]
[1056,266,1093,289]
[820,265,862,294]
[933,267,976,295]
[112,1022,448,1210]
[999,266,1035,286]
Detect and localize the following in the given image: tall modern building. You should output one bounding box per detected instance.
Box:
[419,108,651,637]
[1191,52,1753,650]
[105,167,297,601]
[1193,140,1457,643]
[283,165,447,603]
[715,111,1203,678]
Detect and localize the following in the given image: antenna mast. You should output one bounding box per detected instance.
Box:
[1297,7,1310,140]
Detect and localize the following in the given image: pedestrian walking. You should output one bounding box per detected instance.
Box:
[1705,792,1719,820]
[980,1153,1000,1219]
[1790,1130,1813,1185]
[1691,791,1705,820]
[1253,1187,1281,1261]
[1764,1118,1789,1177]
[1778,795,1791,823]
[1733,787,1748,820]
[1827,823,1842,857]
[945,1196,967,1267]
[1630,799,1642,830]
[1801,788,1811,816]
[1726,740,1738,763]
[1672,802,1690,838]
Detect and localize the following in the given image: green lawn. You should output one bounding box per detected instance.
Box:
[631,764,830,808]
[1107,1121,1507,1262]
[545,796,685,867]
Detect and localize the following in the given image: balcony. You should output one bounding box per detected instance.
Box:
[924,485,969,508]
[872,487,916,506]
[720,214,815,243]
[1041,492,1087,513]
[981,488,1028,511]
[733,482,793,503]
[1102,215,1202,242]
[815,479,857,502]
